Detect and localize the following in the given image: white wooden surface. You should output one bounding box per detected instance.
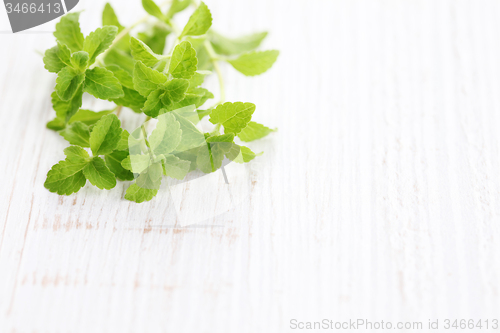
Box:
[1,0,500,332]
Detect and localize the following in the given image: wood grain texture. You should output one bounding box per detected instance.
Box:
[1,0,500,332]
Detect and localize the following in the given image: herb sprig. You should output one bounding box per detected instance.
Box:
[43,0,278,203]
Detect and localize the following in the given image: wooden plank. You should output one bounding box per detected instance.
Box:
[1,0,500,332]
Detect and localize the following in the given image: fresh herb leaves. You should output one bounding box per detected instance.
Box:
[179,2,212,38]
[209,102,255,135]
[228,50,280,76]
[43,1,278,202]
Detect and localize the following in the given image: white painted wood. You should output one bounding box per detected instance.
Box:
[1,0,500,332]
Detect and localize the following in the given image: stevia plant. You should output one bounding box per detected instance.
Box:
[43,0,278,203]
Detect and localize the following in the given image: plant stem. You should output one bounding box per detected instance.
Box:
[141,124,155,161]
[203,40,225,104]
[165,19,182,55]
[95,0,173,67]
[115,105,123,117]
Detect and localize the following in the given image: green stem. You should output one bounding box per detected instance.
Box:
[203,40,225,105]
[141,124,155,161]
[206,140,215,172]
[95,0,172,67]
[165,19,182,55]
[115,105,123,117]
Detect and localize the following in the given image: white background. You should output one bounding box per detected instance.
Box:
[1,0,500,332]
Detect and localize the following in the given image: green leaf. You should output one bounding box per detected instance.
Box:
[89,114,123,156]
[186,36,212,71]
[181,87,213,108]
[84,67,124,100]
[82,156,117,190]
[83,26,118,65]
[105,150,134,181]
[44,166,86,195]
[196,109,212,120]
[166,0,191,19]
[173,105,210,124]
[162,155,190,179]
[44,146,90,195]
[116,130,130,151]
[47,118,66,131]
[142,0,165,21]
[136,162,163,189]
[226,144,260,163]
[188,70,211,88]
[207,133,235,143]
[166,80,191,101]
[142,88,164,117]
[105,67,146,111]
[172,108,206,151]
[102,4,129,51]
[237,121,276,142]
[54,13,84,52]
[167,88,214,110]
[227,50,279,76]
[238,146,261,163]
[168,41,198,79]
[130,37,162,67]
[70,51,89,72]
[59,121,90,147]
[125,128,146,154]
[149,113,182,155]
[174,149,198,171]
[154,59,168,73]
[105,66,146,112]
[104,48,135,73]
[160,78,189,105]
[124,183,158,203]
[121,154,151,174]
[113,87,147,113]
[55,67,85,101]
[65,145,91,163]
[50,86,84,128]
[43,42,71,73]
[133,61,168,97]
[102,3,124,31]
[169,87,213,110]
[56,42,72,66]
[105,65,135,89]
[68,109,114,126]
[179,2,212,38]
[43,46,64,73]
[209,102,255,134]
[210,31,267,55]
[137,25,170,54]
[197,133,234,173]
[124,163,163,202]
